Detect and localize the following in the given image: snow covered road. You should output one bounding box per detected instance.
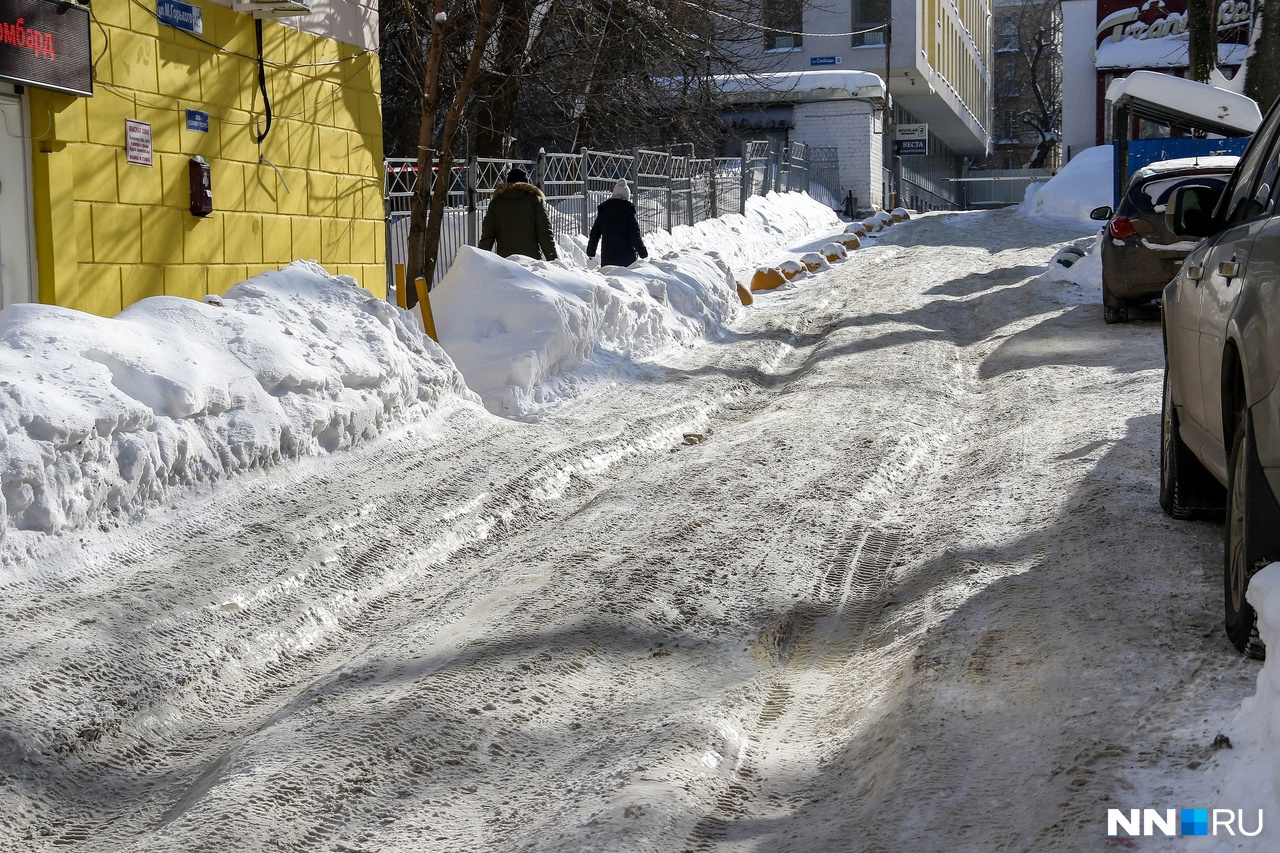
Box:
[0,209,1260,851]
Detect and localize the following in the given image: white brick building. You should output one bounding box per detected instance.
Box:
[792,99,883,210]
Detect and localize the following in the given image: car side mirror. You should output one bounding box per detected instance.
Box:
[1166,184,1221,238]
[1089,205,1113,221]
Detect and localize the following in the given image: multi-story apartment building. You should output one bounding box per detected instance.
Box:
[723,0,994,209]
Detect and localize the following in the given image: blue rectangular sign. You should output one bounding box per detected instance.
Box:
[895,139,927,156]
[810,56,838,66]
[186,109,209,133]
[157,0,203,35]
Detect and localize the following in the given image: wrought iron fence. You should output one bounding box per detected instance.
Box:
[808,146,839,199]
[385,140,814,291]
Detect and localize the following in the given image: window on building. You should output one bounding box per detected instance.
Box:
[999,109,1020,140]
[851,0,889,47]
[998,15,1019,51]
[997,63,1021,97]
[763,0,803,50]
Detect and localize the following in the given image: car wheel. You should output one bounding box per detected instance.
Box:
[1102,286,1129,324]
[1225,411,1269,659]
[1160,368,1225,519]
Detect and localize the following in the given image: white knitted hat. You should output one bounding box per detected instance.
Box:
[612,178,631,201]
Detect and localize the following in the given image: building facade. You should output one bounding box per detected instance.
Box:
[730,0,994,208]
[0,0,383,316]
[978,0,1061,170]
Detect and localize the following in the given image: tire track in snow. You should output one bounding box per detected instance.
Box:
[0,388,747,847]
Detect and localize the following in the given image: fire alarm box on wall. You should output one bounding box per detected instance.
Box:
[189,156,212,216]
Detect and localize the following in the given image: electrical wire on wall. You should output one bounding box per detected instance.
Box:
[254,19,273,145]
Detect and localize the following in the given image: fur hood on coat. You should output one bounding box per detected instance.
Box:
[492,181,545,198]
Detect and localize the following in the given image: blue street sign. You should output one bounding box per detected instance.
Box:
[186,109,209,133]
[158,0,203,35]
[810,56,839,66]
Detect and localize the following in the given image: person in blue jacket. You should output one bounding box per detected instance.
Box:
[587,179,648,267]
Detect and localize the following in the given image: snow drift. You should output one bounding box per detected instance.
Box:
[1197,563,1280,841]
[0,261,473,554]
[0,194,843,554]
[432,192,841,416]
[1022,146,1114,224]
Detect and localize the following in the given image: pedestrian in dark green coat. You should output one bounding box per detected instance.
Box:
[479,168,558,261]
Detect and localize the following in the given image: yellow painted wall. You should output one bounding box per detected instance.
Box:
[29,2,384,316]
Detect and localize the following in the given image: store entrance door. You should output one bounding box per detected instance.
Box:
[0,93,33,309]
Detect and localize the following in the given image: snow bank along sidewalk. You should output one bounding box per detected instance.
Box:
[0,261,472,560]
[430,191,847,415]
[0,193,863,558]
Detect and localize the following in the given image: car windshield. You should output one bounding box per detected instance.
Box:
[1123,173,1230,216]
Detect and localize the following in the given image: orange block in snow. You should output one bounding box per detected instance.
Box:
[750,267,786,291]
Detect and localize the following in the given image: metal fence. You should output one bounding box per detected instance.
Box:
[385,140,815,290]
[952,168,1054,208]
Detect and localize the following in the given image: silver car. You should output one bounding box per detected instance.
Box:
[1161,95,1280,657]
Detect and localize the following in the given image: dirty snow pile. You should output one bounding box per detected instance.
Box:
[1022,145,1114,224]
[0,261,473,556]
[431,191,840,415]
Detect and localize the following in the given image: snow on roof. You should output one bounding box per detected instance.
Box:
[1095,39,1248,71]
[715,70,884,102]
[1131,155,1239,180]
[1105,70,1261,136]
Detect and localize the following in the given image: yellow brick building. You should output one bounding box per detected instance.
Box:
[0,0,383,316]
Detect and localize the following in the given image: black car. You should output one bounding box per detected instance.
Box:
[1089,157,1237,323]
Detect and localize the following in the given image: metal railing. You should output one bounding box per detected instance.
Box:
[386,140,814,289]
[952,168,1053,208]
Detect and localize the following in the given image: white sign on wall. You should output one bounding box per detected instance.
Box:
[125,119,153,167]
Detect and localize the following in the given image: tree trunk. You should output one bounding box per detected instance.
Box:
[1187,0,1217,83]
[406,0,449,307]
[1246,0,1280,115]
[419,0,500,290]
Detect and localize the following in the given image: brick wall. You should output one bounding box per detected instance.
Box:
[29,1,384,316]
[793,100,884,209]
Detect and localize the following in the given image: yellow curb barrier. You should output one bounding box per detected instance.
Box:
[750,267,786,291]
[414,276,438,342]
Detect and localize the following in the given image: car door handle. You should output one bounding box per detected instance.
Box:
[1219,261,1241,278]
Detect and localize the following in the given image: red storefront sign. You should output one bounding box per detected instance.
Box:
[1095,0,1251,51]
[0,0,91,96]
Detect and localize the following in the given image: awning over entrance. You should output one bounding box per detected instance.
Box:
[1105,70,1262,138]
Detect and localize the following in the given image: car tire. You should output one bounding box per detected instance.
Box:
[1225,410,1272,659]
[1103,286,1129,324]
[1160,368,1225,519]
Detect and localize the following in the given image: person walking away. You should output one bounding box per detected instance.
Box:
[479,168,558,261]
[587,179,648,268]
